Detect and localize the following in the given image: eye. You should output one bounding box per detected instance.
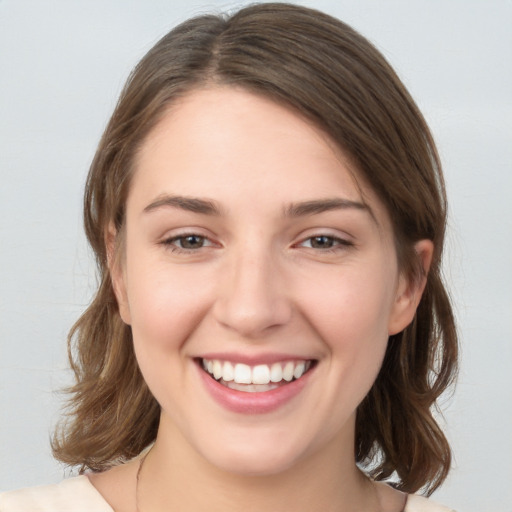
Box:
[298,235,352,250]
[162,233,214,251]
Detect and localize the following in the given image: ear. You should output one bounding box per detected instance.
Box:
[106,223,132,325]
[388,240,434,335]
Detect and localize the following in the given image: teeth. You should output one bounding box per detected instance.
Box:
[233,363,252,384]
[270,363,283,383]
[201,359,311,386]
[293,361,306,379]
[212,360,223,380]
[226,382,279,392]
[252,364,270,385]
[283,361,294,382]
[222,361,234,382]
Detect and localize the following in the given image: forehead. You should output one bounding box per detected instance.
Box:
[130,86,388,226]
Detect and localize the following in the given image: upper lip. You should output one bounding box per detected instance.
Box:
[196,352,316,365]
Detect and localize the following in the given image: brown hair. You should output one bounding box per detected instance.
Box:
[52,2,457,495]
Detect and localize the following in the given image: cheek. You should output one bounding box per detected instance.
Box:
[296,262,396,389]
[125,260,214,357]
[299,263,396,341]
[125,261,217,413]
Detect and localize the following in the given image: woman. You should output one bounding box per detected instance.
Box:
[0,3,457,511]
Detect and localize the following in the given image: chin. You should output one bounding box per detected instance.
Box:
[196,432,309,477]
[209,451,300,477]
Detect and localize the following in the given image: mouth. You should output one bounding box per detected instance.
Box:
[198,358,316,393]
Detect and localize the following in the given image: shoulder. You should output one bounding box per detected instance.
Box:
[405,494,456,512]
[0,476,113,512]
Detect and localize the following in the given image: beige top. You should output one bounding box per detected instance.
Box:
[0,476,456,511]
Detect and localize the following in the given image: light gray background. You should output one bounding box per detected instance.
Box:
[1,1,511,510]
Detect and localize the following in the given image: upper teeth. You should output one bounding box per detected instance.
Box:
[202,359,310,385]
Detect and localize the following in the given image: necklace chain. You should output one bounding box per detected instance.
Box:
[135,450,150,512]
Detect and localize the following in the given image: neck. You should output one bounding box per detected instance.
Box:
[138,420,378,512]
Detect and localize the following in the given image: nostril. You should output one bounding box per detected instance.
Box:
[211,262,292,336]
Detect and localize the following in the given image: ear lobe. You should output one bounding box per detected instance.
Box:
[388,239,434,335]
[105,223,132,325]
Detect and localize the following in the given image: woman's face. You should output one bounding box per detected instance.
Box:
[112,87,427,476]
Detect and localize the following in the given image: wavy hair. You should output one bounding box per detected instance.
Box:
[52,3,458,495]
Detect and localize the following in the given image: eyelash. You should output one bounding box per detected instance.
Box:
[161,233,215,253]
[161,233,352,254]
[297,235,353,251]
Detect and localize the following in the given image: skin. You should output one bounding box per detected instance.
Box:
[89,87,432,512]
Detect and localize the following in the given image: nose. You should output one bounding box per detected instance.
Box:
[212,246,292,338]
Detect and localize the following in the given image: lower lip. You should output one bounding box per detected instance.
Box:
[197,363,313,414]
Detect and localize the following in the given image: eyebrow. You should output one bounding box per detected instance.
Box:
[142,194,373,220]
[143,195,222,215]
[284,198,373,218]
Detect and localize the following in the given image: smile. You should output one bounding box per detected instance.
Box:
[200,358,314,393]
